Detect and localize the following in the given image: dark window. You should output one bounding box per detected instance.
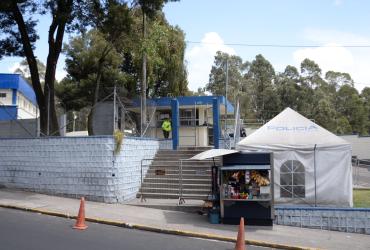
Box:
[280,160,305,198]
[0,93,6,98]
[180,109,197,126]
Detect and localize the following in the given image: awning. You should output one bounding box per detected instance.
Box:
[189,149,238,160]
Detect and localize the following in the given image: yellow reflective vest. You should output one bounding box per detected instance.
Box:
[162,120,172,132]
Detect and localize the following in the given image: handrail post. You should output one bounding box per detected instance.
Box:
[178,159,185,205]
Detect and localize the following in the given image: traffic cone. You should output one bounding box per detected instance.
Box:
[73,197,88,230]
[235,217,246,250]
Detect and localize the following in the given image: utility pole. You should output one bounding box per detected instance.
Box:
[225,59,229,133]
[141,12,147,137]
[113,85,117,132]
[46,85,50,136]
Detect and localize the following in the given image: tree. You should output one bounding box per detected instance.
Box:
[13,58,46,84]
[131,0,179,134]
[312,98,337,132]
[300,58,324,88]
[336,116,352,135]
[325,71,354,90]
[0,0,93,135]
[361,87,370,134]
[276,65,301,111]
[206,51,247,104]
[336,85,368,134]
[56,29,126,112]
[144,16,188,97]
[245,54,278,120]
[57,6,188,134]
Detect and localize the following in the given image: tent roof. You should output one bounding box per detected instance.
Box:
[237,108,350,150]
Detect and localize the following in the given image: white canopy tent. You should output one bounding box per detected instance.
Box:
[237,108,353,207]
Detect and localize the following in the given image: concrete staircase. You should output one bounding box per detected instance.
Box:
[138,147,216,200]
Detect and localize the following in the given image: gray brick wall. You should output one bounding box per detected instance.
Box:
[275,207,370,235]
[0,136,159,203]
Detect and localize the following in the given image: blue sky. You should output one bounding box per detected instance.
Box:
[1,0,370,92]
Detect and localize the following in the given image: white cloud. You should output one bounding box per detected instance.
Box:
[8,62,21,74]
[185,32,236,91]
[293,29,370,91]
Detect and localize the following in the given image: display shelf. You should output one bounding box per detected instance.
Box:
[222,198,271,201]
[219,152,274,226]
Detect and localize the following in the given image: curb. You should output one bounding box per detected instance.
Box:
[0,204,317,250]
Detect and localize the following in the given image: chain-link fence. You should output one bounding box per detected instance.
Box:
[352,157,370,188]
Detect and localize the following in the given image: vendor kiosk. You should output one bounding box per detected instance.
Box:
[220,152,274,226]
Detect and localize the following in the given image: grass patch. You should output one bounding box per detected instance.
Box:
[353,189,370,208]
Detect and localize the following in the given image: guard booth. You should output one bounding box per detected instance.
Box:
[129,96,234,148]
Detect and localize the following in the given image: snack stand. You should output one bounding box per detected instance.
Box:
[220,152,274,225]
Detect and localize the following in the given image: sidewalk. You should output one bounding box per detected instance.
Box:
[0,189,369,250]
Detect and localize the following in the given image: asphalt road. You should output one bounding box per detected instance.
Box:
[0,207,269,250]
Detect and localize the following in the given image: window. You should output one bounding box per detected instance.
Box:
[280,160,305,198]
[0,93,6,98]
[180,108,199,126]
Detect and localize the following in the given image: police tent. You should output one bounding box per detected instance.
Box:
[237,108,353,207]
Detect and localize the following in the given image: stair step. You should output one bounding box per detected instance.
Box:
[147,167,211,171]
[150,161,216,166]
[143,177,212,185]
[141,183,211,189]
[139,187,210,195]
[144,174,211,179]
[137,192,209,200]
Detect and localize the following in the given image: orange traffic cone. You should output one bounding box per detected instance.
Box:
[73,197,88,230]
[235,217,246,250]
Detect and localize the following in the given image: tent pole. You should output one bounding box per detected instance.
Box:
[314,144,317,207]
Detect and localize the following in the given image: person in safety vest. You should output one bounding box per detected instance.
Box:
[161,117,171,139]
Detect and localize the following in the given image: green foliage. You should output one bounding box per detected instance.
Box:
[207,52,369,135]
[56,6,188,112]
[56,29,127,111]
[113,129,124,155]
[246,54,278,120]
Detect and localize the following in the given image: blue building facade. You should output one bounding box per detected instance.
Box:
[0,73,38,120]
[131,96,234,148]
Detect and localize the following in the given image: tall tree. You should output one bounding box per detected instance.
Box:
[131,0,178,134]
[245,54,278,120]
[336,85,368,134]
[206,51,247,104]
[13,58,46,84]
[325,71,354,90]
[361,87,370,134]
[276,65,301,111]
[0,0,92,135]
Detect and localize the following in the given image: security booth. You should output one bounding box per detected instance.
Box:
[219,152,274,226]
[128,96,234,147]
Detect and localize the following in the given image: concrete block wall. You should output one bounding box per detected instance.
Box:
[158,139,172,149]
[114,137,159,201]
[275,206,370,235]
[0,136,159,203]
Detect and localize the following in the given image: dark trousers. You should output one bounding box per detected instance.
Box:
[163,130,170,139]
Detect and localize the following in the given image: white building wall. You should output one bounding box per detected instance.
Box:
[0,89,13,105]
[16,91,38,119]
[340,135,370,159]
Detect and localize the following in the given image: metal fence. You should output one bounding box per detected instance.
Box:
[139,158,213,205]
[352,157,370,188]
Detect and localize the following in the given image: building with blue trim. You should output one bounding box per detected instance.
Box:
[0,73,38,120]
[130,96,234,147]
